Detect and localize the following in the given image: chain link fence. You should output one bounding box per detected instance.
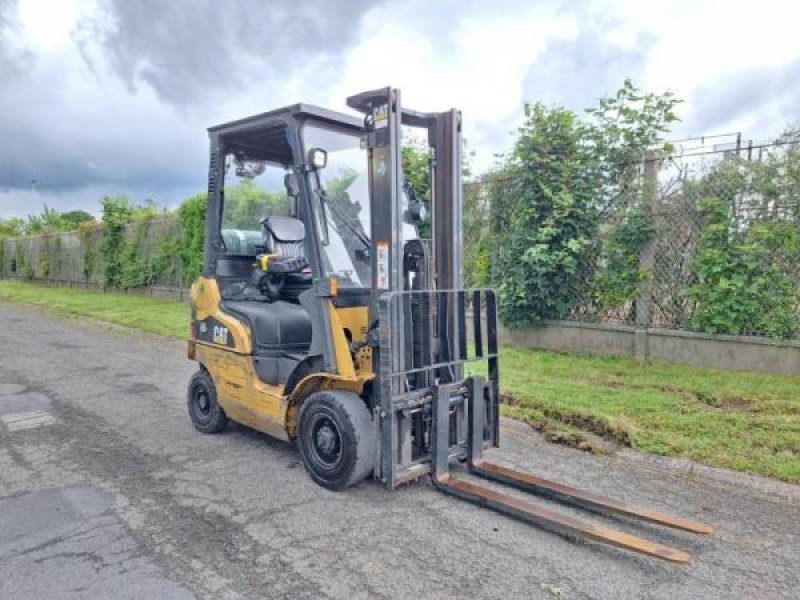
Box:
[647,139,800,336]
[3,136,798,340]
[1,216,187,290]
[464,136,800,339]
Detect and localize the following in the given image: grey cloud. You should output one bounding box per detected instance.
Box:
[0,111,204,193]
[77,0,385,105]
[0,182,200,220]
[521,22,654,113]
[2,0,795,218]
[469,13,654,162]
[0,0,385,212]
[0,0,33,81]
[685,59,800,136]
[0,36,207,198]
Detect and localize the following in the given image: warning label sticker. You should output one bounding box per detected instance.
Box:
[373,104,389,129]
[377,241,389,289]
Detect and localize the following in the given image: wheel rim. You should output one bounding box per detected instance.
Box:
[307,412,343,470]
[193,385,212,418]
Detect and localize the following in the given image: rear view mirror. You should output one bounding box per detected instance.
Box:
[284,173,300,197]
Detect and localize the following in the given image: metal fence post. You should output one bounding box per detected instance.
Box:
[634,150,661,361]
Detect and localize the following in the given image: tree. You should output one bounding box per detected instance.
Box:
[488,81,681,326]
[60,210,95,228]
[584,79,680,213]
[585,81,680,315]
[402,135,473,242]
[14,206,96,235]
[223,180,289,229]
[402,138,432,238]
[177,192,207,282]
[687,198,798,338]
[402,140,430,198]
[0,218,24,239]
[491,104,597,326]
[99,196,134,288]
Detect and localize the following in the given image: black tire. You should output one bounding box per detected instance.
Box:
[188,370,228,434]
[297,390,376,491]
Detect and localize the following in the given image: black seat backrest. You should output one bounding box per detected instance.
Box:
[262,216,305,258]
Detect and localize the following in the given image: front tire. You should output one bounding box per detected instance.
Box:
[297,390,376,490]
[188,369,229,433]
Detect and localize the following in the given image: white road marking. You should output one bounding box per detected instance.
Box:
[2,410,57,431]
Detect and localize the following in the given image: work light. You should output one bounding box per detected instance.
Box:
[308,148,328,170]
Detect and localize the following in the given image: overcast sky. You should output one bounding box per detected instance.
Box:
[1,0,799,218]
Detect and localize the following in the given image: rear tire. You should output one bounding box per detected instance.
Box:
[297,390,376,491]
[188,370,228,433]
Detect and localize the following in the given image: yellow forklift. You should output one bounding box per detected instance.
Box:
[187,87,711,562]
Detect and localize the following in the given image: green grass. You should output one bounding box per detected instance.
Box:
[0,280,189,338]
[477,347,800,484]
[2,279,798,483]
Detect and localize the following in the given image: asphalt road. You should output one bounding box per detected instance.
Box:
[1,302,798,599]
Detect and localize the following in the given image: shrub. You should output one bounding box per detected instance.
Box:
[687,198,799,338]
[491,105,597,326]
[489,81,679,327]
[100,196,134,288]
[591,208,654,310]
[177,192,207,282]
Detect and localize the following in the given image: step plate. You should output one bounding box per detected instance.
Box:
[437,475,691,563]
[472,460,713,535]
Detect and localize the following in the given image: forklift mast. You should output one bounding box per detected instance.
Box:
[346,88,711,563]
[345,87,500,489]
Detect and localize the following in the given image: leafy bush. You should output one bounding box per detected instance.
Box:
[687,198,799,338]
[463,182,492,287]
[491,105,597,326]
[39,255,50,278]
[177,192,207,282]
[591,208,654,310]
[0,217,24,238]
[118,218,160,289]
[223,181,288,228]
[489,81,679,327]
[100,196,134,288]
[402,141,431,239]
[60,210,95,229]
[20,250,34,280]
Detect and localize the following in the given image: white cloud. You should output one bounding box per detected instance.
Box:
[1,0,800,218]
[17,0,84,50]
[587,0,800,135]
[329,2,578,169]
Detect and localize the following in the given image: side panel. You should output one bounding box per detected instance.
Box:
[335,305,372,375]
[335,306,370,345]
[192,276,287,440]
[326,303,359,380]
[196,344,288,440]
[191,277,252,355]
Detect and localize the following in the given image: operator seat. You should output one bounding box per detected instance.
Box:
[262,216,314,300]
[223,216,314,386]
[262,216,305,257]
